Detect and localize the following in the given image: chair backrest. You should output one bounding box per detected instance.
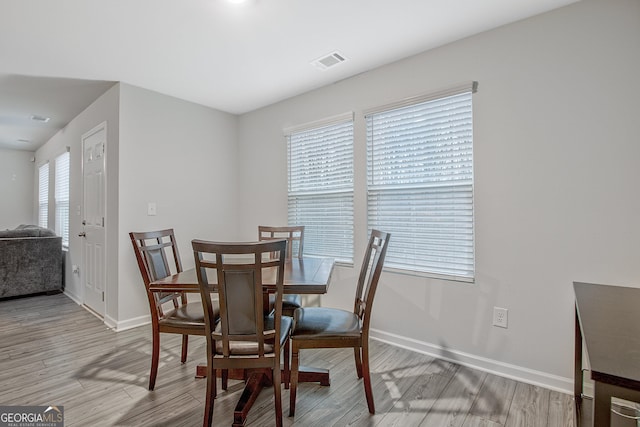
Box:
[192,239,287,358]
[258,225,304,260]
[129,229,185,319]
[354,230,390,334]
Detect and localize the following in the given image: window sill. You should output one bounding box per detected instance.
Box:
[382,265,475,284]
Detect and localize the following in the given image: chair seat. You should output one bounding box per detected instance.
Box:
[269,293,302,310]
[269,293,302,317]
[292,307,361,339]
[160,301,216,328]
[214,315,292,355]
[284,294,303,309]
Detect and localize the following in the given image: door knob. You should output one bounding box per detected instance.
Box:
[78,232,86,237]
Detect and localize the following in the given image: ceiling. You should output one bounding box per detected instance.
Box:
[0,0,578,152]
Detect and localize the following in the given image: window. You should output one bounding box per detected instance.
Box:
[287,114,354,262]
[38,162,49,228]
[366,82,477,281]
[55,151,70,247]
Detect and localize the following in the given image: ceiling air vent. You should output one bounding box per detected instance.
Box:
[30,114,50,123]
[311,51,346,70]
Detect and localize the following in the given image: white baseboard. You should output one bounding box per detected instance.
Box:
[63,291,150,332]
[59,290,573,393]
[370,328,573,394]
[112,314,150,332]
[103,315,117,330]
[63,289,82,305]
[87,310,148,332]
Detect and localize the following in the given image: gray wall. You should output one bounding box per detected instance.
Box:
[0,148,34,229]
[236,0,640,391]
[35,84,120,308]
[117,83,239,328]
[36,83,239,330]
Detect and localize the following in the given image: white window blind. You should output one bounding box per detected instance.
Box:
[38,163,49,228]
[55,151,70,247]
[366,83,476,281]
[287,117,354,262]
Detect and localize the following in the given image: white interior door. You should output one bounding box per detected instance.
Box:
[81,123,107,317]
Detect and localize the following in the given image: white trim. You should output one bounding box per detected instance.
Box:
[363,81,478,116]
[112,314,150,332]
[63,289,82,304]
[104,314,117,330]
[383,265,475,284]
[283,111,354,135]
[370,327,573,394]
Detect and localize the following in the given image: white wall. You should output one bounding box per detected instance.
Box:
[237,0,640,392]
[116,83,239,329]
[35,84,120,303]
[0,148,34,229]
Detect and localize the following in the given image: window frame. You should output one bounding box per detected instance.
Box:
[38,162,49,229]
[365,82,477,282]
[55,150,70,247]
[285,113,355,263]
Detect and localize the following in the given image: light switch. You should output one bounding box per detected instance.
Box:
[147,202,157,216]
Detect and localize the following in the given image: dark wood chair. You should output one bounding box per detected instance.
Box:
[129,229,219,391]
[258,225,304,317]
[288,229,390,416]
[258,225,304,260]
[192,239,291,427]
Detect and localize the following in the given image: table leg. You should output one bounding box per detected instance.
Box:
[196,364,330,385]
[593,381,612,427]
[196,364,207,378]
[574,306,583,426]
[232,370,271,427]
[297,366,330,386]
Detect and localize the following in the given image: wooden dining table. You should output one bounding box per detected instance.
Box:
[149,255,335,426]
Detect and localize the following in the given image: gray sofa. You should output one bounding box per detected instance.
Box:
[0,225,63,299]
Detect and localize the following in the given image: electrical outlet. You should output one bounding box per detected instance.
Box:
[493,307,508,328]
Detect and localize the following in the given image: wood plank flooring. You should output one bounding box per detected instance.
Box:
[0,293,577,426]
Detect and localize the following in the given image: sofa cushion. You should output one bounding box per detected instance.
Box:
[0,225,57,238]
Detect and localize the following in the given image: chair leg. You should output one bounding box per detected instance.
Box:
[221,369,228,391]
[203,358,216,427]
[149,331,160,390]
[181,335,189,364]
[283,336,291,389]
[289,342,300,417]
[273,361,283,427]
[354,347,363,379]
[361,343,375,414]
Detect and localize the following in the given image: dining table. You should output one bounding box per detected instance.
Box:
[149,255,335,426]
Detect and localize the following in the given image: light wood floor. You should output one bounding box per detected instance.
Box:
[0,293,576,427]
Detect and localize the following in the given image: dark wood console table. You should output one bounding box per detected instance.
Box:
[574,282,640,426]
